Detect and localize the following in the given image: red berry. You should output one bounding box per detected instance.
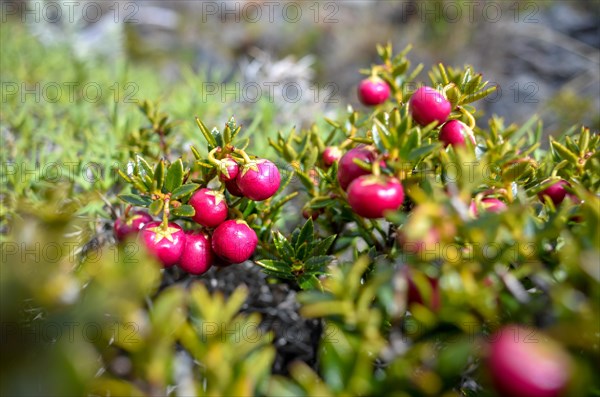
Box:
[211,219,258,264]
[114,211,152,241]
[488,325,572,397]
[302,207,322,220]
[471,198,507,216]
[347,175,404,219]
[178,231,214,275]
[236,159,281,201]
[189,188,228,228]
[538,179,569,206]
[337,146,377,190]
[218,157,240,182]
[225,179,244,197]
[439,120,476,147]
[323,146,342,167]
[481,197,507,213]
[396,227,440,255]
[141,221,185,267]
[357,76,391,106]
[403,268,441,312]
[409,86,452,126]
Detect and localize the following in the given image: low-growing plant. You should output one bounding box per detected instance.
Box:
[2,31,599,397]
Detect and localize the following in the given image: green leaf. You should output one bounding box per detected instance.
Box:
[172,204,195,217]
[260,268,295,280]
[154,160,165,191]
[149,199,164,216]
[273,231,295,259]
[297,218,314,247]
[190,145,202,160]
[296,242,309,261]
[304,255,333,272]
[165,159,184,192]
[171,183,200,199]
[136,155,153,178]
[407,143,440,161]
[551,139,580,165]
[118,194,152,206]
[256,259,291,273]
[298,274,322,291]
[195,117,217,147]
[312,235,336,256]
[117,169,132,183]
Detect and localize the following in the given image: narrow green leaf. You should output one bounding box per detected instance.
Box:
[195,117,217,147]
[118,194,152,206]
[273,232,295,259]
[136,155,153,178]
[171,183,200,199]
[190,145,202,160]
[298,218,314,247]
[305,255,333,272]
[296,242,309,261]
[579,127,590,156]
[256,259,291,273]
[462,86,497,104]
[551,139,580,164]
[154,160,165,191]
[172,204,195,217]
[165,159,184,192]
[117,169,132,183]
[149,199,164,215]
[298,274,322,291]
[311,235,336,256]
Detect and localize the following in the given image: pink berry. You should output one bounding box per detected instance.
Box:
[439,120,476,147]
[236,159,281,201]
[225,179,244,197]
[218,157,240,182]
[347,175,404,219]
[141,221,185,267]
[488,325,572,397]
[409,86,452,126]
[396,227,440,255]
[211,219,258,264]
[189,188,228,228]
[337,146,377,191]
[471,198,507,216]
[357,76,391,106]
[323,146,342,167]
[178,231,214,275]
[404,269,441,312]
[114,211,153,241]
[538,179,569,206]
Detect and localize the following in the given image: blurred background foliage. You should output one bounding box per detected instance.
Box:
[1,1,599,396]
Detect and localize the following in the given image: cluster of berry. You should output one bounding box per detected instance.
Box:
[114,156,281,275]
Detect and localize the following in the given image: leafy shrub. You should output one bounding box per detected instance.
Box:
[1,24,599,397]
